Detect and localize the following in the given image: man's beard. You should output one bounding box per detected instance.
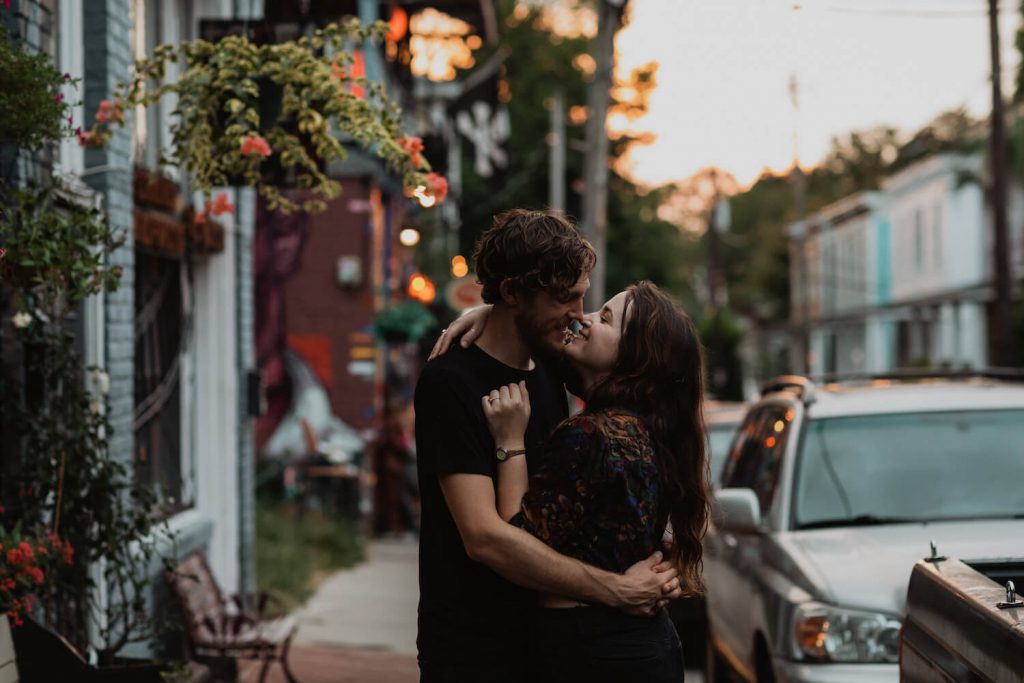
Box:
[514,310,562,362]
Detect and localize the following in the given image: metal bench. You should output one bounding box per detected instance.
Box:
[169,553,299,683]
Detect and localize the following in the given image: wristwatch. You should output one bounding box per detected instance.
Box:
[495,446,526,462]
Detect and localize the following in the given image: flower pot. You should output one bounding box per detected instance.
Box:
[11,616,176,682]
[93,657,170,682]
[214,76,326,189]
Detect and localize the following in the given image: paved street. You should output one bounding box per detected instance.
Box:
[241,538,703,682]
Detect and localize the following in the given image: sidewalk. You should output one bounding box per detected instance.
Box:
[241,537,703,683]
[240,538,419,683]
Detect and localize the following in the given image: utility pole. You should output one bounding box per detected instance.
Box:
[549,88,566,212]
[706,199,720,309]
[581,0,623,311]
[789,71,810,373]
[706,174,722,309]
[989,0,1013,367]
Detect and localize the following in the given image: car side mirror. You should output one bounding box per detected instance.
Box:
[714,488,762,533]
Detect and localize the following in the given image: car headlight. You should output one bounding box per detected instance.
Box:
[792,602,900,663]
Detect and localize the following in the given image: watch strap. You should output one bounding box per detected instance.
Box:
[495,447,527,462]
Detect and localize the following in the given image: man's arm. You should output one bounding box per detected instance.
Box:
[440,473,680,614]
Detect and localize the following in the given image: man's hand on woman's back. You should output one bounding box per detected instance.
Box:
[618,551,682,617]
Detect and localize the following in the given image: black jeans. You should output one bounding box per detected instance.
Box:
[530,606,685,683]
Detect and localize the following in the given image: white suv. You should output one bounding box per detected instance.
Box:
[703,373,1024,683]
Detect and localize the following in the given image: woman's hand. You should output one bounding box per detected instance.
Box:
[481,381,530,448]
[428,304,493,360]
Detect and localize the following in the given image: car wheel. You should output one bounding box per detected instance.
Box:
[754,639,776,683]
[704,632,728,683]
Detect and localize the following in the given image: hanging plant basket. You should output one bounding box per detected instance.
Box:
[211,76,328,189]
[86,19,446,215]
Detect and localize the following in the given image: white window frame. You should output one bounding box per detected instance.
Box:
[57,0,85,178]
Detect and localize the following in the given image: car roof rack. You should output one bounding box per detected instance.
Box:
[813,367,1024,385]
[759,375,816,404]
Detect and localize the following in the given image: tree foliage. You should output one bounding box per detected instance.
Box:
[0,27,78,149]
[457,0,694,305]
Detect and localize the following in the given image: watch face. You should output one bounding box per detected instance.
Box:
[495,447,507,462]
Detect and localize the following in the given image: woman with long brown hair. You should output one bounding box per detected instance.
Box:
[482,280,710,682]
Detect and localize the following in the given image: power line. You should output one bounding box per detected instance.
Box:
[826,5,1016,18]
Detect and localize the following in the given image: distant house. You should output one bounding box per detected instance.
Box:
[790,191,888,375]
[789,152,998,376]
[883,153,988,370]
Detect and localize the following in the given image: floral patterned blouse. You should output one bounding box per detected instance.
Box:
[510,408,666,574]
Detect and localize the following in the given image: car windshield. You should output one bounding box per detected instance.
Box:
[794,409,1024,529]
[708,423,738,486]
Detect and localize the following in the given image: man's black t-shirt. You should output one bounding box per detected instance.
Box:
[414,343,568,666]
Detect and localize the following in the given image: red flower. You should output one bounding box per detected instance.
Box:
[62,543,73,565]
[76,128,94,147]
[240,134,272,158]
[54,93,64,104]
[25,567,43,586]
[194,212,207,225]
[2,1,10,9]
[399,136,425,168]
[208,193,235,217]
[6,549,23,567]
[427,173,448,203]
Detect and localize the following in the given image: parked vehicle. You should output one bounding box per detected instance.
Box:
[703,373,1024,683]
[670,402,746,665]
[705,401,748,487]
[902,554,1024,682]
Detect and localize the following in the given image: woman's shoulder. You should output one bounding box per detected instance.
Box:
[554,409,651,442]
[588,407,650,438]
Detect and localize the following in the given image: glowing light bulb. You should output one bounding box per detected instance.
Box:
[399,228,421,247]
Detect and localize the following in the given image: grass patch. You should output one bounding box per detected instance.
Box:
[256,498,366,610]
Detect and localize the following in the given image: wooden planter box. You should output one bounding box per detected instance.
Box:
[10,616,209,682]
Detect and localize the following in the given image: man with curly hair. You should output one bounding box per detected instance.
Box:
[414,210,681,682]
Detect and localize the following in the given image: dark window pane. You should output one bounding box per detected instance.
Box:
[722,407,794,514]
[708,423,739,486]
[134,252,184,512]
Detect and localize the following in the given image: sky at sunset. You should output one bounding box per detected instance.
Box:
[614,0,1022,188]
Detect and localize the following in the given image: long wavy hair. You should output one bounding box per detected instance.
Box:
[585,281,710,595]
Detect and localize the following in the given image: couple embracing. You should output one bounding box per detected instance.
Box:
[415,209,710,683]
